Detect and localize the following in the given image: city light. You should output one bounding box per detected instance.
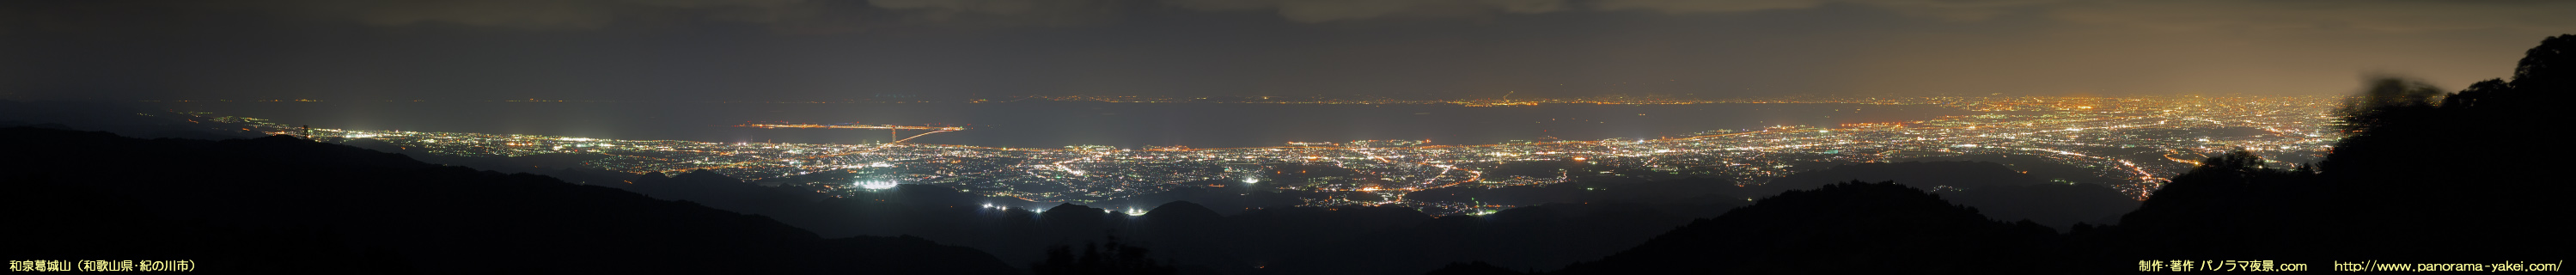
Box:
[234,95,2346,211]
[857,180,899,190]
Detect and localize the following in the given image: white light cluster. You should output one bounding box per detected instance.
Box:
[856,180,899,190]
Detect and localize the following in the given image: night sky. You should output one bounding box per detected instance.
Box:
[3,0,2568,101]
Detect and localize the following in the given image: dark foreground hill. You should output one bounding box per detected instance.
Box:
[0,127,1020,275]
[1555,180,2062,274]
[1764,161,2138,229]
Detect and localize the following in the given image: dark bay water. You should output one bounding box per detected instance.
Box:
[151,101,1977,149]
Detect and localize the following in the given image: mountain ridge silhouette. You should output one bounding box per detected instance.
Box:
[0,127,1022,275]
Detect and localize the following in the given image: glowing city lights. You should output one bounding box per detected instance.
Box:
[228,95,2344,211]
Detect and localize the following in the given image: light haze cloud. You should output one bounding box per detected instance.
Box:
[866,0,1128,26]
[1163,0,1570,22]
[21,0,2562,33]
[0,0,2567,101]
[2045,0,2576,32]
[256,0,843,30]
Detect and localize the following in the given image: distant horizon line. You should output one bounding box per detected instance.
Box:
[127,94,2347,104]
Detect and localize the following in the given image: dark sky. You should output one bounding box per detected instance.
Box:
[3,0,2568,101]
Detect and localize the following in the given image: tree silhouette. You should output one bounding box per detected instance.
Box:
[1033,235,1178,275]
[2335,76,2445,133]
[2115,34,2576,262]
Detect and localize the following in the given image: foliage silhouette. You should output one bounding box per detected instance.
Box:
[1033,235,1180,275]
